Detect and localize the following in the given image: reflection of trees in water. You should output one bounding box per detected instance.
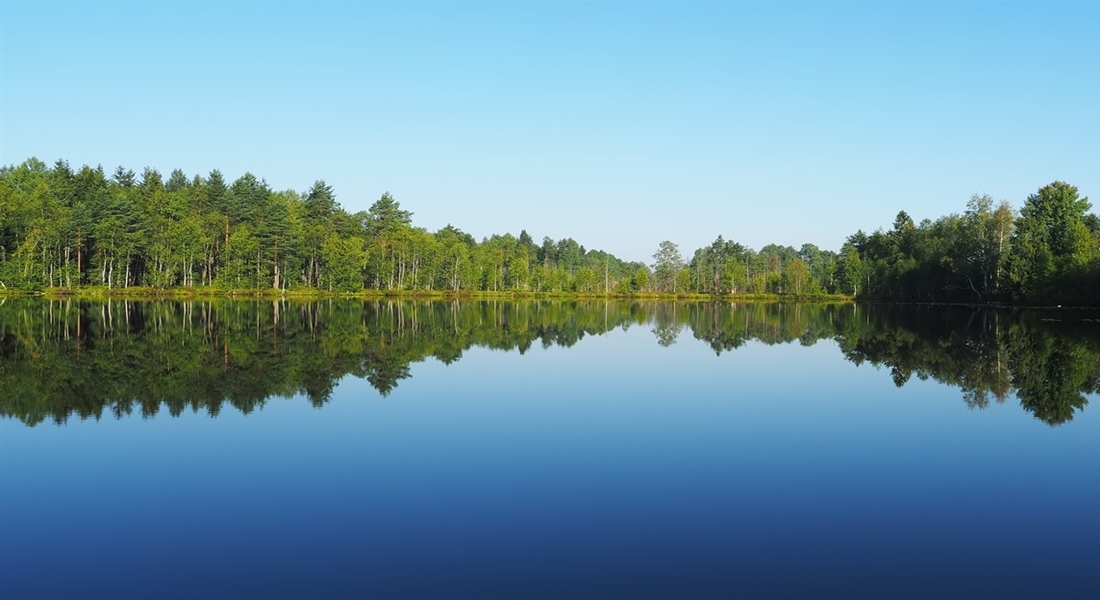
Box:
[0,299,642,425]
[1,299,1097,427]
[686,302,847,353]
[834,306,1100,426]
[651,303,684,347]
[1001,319,1099,426]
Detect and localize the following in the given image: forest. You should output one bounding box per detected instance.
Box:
[1,158,1097,304]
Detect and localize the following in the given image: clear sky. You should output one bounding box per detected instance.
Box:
[2,1,1097,262]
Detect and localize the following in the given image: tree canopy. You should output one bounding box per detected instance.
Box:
[0,159,644,294]
[2,158,1095,304]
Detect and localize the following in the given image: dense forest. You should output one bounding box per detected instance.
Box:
[838,183,1100,305]
[2,299,1095,427]
[0,159,647,294]
[0,158,1096,304]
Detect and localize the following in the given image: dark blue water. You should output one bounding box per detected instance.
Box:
[2,302,1098,599]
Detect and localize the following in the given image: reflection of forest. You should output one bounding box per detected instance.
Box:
[835,305,1100,426]
[1,300,1097,426]
[0,299,645,426]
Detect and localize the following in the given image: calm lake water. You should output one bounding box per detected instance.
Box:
[2,299,1098,599]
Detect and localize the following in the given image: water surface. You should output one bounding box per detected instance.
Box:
[2,300,1098,598]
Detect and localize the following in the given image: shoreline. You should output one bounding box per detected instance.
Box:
[2,286,855,303]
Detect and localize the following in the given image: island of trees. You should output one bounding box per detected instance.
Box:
[1,158,1096,305]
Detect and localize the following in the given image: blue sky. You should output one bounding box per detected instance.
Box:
[2,1,1097,262]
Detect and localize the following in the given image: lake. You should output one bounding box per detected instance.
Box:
[2,299,1098,599]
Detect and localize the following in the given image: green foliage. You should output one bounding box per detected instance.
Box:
[652,240,683,292]
[1006,182,1097,303]
[321,234,366,292]
[4,159,1095,305]
[841,183,1098,305]
[364,191,412,239]
[835,242,863,295]
[690,235,748,294]
[0,159,640,295]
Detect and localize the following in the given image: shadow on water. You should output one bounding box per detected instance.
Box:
[2,299,1097,426]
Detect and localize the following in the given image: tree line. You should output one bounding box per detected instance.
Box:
[668,180,1098,304]
[0,158,646,294]
[836,182,1099,305]
[1,158,1094,304]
